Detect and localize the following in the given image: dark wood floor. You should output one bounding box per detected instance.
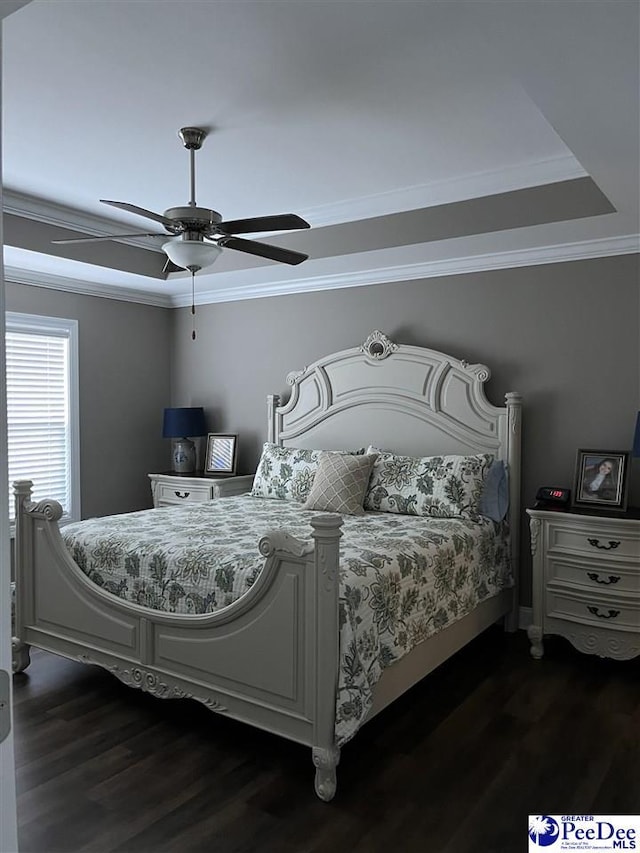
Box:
[12,628,640,853]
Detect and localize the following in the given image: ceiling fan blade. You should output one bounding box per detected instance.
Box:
[216,213,310,235]
[100,199,176,229]
[52,232,168,245]
[220,236,308,265]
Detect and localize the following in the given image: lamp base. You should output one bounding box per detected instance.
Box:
[172,438,196,474]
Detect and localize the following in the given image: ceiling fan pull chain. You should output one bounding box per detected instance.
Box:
[191,270,197,341]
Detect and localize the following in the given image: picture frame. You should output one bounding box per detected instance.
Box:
[204,433,238,477]
[572,449,630,512]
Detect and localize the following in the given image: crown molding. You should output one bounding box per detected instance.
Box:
[171,234,640,307]
[298,154,588,228]
[3,265,172,307]
[2,189,165,252]
[5,234,637,309]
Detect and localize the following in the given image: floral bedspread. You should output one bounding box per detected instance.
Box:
[61,496,511,745]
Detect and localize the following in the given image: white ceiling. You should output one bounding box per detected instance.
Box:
[2,0,639,307]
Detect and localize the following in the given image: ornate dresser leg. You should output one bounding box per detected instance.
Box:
[312,746,340,802]
[527,624,544,660]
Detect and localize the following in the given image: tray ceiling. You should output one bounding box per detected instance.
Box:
[2,0,639,306]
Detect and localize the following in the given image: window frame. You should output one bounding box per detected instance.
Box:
[5,312,80,527]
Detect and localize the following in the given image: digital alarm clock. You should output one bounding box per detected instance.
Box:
[535,486,571,509]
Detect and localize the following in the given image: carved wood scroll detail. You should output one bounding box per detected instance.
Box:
[529,517,541,557]
[77,656,228,711]
[460,360,491,383]
[286,368,307,386]
[25,498,64,522]
[258,530,314,558]
[360,330,397,360]
[312,746,341,802]
[564,630,640,660]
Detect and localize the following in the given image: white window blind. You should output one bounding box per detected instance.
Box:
[5,313,80,523]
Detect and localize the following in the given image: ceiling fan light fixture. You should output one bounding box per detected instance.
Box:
[162,238,222,273]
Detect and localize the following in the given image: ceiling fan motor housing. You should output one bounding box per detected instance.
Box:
[163,206,222,234]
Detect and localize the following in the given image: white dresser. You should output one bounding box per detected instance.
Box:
[526,508,640,661]
[149,472,254,508]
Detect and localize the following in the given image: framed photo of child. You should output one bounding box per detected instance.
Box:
[572,449,630,512]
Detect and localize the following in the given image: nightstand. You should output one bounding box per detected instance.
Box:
[526,508,640,661]
[149,472,254,508]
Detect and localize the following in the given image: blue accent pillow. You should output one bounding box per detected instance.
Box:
[479,460,509,522]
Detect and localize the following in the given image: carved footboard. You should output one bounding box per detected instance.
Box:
[12,480,344,801]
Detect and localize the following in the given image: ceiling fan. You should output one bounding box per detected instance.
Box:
[53,126,311,272]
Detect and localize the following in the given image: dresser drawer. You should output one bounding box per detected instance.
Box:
[546,589,640,631]
[546,555,640,596]
[546,519,639,561]
[156,481,213,505]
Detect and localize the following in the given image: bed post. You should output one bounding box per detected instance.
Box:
[266,394,280,444]
[12,480,34,673]
[505,392,522,632]
[309,513,343,802]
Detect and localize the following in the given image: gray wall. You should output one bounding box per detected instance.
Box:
[170,253,640,606]
[6,282,172,518]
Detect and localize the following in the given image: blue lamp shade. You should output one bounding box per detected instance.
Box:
[633,411,640,458]
[162,407,206,439]
[162,407,207,474]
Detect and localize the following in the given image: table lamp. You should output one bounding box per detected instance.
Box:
[162,406,207,473]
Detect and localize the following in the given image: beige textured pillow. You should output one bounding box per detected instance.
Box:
[303,452,377,516]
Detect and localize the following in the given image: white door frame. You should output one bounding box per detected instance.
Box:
[0,4,34,850]
[0,167,19,853]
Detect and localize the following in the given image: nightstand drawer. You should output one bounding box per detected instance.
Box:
[156,481,213,505]
[546,555,640,596]
[546,589,640,631]
[546,521,639,561]
[149,473,254,508]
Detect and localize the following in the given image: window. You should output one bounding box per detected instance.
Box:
[5,313,80,524]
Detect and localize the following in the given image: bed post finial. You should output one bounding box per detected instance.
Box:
[361,330,397,360]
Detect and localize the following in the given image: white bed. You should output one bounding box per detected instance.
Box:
[12,330,522,801]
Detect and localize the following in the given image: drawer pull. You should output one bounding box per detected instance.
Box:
[174,490,190,499]
[587,538,620,551]
[586,572,621,585]
[587,606,620,620]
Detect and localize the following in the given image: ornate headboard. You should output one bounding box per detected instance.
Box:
[268,330,520,461]
[267,330,522,596]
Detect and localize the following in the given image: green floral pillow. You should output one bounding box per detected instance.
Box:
[251,443,320,501]
[364,447,494,520]
[251,443,365,502]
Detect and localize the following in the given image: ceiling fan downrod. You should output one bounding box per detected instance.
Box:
[178,127,207,208]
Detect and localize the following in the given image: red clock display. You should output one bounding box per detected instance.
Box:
[535,486,570,507]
